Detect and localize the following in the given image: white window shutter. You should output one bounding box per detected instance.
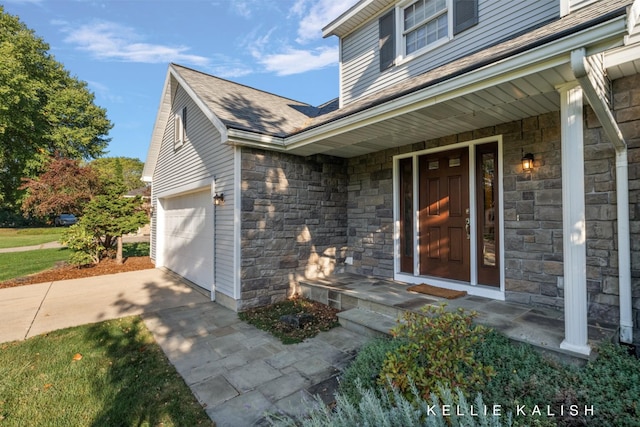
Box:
[174,112,184,148]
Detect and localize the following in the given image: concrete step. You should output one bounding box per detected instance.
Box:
[337,308,397,338]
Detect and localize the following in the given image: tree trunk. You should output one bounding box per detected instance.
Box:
[116,235,123,265]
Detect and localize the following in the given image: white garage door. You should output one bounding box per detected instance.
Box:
[161,189,213,291]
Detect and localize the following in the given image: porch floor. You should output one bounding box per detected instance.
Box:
[298,273,618,362]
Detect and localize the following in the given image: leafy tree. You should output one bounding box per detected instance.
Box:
[90,157,145,193]
[0,7,112,210]
[78,191,148,264]
[20,157,101,219]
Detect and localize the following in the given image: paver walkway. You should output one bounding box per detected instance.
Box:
[144,303,367,425]
[0,268,368,426]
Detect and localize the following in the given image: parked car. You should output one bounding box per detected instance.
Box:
[54,213,78,226]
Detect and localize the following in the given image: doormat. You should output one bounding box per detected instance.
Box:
[407,283,467,300]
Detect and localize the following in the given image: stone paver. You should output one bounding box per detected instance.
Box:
[143,302,368,426]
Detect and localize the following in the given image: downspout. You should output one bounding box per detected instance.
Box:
[211,178,217,302]
[571,48,633,344]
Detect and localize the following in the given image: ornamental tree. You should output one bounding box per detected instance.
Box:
[20,157,101,219]
[77,191,148,264]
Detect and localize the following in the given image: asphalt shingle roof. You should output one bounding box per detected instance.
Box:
[172,65,338,137]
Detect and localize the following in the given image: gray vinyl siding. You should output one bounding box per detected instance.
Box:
[340,0,559,104]
[151,82,236,298]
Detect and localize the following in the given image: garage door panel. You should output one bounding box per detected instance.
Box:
[162,190,213,290]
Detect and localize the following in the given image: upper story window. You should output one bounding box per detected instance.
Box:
[403,0,448,55]
[378,0,478,71]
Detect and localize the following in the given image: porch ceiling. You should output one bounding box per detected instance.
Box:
[287,64,575,158]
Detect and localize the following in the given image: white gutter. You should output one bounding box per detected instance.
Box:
[225,128,286,151]
[571,48,633,344]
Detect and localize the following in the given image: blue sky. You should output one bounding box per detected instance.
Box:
[2,0,357,162]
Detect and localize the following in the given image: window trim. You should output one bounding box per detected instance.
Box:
[174,107,186,149]
[396,0,452,64]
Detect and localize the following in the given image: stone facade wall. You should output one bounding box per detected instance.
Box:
[346,150,396,277]
[240,148,348,310]
[344,75,640,329]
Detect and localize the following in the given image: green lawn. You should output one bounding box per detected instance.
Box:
[0,248,70,281]
[0,316,213,426]
[0,228,64,249]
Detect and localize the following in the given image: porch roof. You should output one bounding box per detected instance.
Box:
[224,0,633,157]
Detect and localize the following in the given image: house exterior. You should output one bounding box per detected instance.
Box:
[143,0,640,355]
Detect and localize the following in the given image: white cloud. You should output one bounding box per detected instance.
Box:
[208,54,254,79]
[240,1,348,76]
[86,80,124,103]
[63,21,210,66]
[257,45,338,76]
[230,0,253,18]
[292,0,357,44]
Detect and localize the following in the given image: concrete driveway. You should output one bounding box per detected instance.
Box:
[0,268,209,343]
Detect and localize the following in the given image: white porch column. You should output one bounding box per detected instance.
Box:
[558,83,591,356]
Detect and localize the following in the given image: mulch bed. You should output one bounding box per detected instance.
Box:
[239,296,341,344]
[0,257,155,289]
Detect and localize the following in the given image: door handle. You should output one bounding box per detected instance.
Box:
[465,218,470,239]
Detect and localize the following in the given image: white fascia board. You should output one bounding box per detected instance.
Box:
[169,66,229,140]
[605,42,640,67]
[143,65,231,181]
[142,68,173,180]
[322,0,376,38]
[287,16,626,152]
[225,128,286,151]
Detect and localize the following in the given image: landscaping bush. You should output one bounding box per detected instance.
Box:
[575,343,640,426]
[338,337,404,404]
[60,224,103,266]
[475,331,640,426]
[268,381,511,427]
[475,331,563,411]
[379,304,494,400]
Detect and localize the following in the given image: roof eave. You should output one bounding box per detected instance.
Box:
[322,0,390,38]
[142,64,230,182]
[226,128,287,152]
[142,67,173,180]
[291,13,628,153]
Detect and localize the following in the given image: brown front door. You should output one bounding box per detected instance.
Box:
[419,148,470,281]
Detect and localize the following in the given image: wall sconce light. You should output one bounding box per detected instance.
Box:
[521,150,534,172]
[213,193,225,206]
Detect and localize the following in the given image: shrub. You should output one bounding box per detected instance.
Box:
[268,381,511,427]
[576,343,640,426]
[475,331,563,408]
[379,304,494,400]
[60,224,103,266]
[338,337,404,404]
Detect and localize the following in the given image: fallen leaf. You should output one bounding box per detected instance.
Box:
[72,353,83,361]
[43,383,53,391]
